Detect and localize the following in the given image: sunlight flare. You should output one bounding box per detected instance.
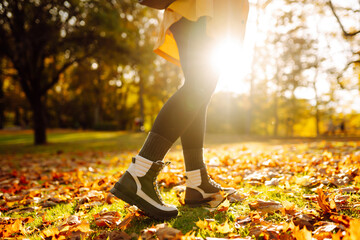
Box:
[211,38,250,93]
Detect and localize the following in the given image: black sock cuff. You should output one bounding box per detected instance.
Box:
[183,148,205,171]
[139,132,173,161]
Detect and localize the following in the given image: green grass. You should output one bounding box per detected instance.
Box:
[0,130,147,155]
[2,130,360,239]
[1,129,359,156]
[3,177,360,239]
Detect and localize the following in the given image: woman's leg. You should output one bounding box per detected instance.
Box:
[181,103,208,171]
[111,17,219,219]
[138,17,218,162]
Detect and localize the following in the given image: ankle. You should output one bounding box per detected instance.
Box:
[138,132,172,161]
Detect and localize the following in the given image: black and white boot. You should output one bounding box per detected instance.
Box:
[185,167,236,207]
[110,155,178,220]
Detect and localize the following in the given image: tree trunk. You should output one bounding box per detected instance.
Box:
[14,107,20,126]
[312,64,320,137]
[313,80,320,136]
[273,91,278,136]
[0,74,4,129]
[138,75,145,131]
[31,95,47,145]
[246,82,253,135]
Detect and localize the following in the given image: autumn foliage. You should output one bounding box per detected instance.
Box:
[1,140,360,239]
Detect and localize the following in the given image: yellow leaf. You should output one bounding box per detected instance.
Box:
[42,227,59,237]
[195,219,208,229]
[216,221,233,234]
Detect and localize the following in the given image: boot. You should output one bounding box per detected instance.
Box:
[110,155,178,220]
[185,167,236,207]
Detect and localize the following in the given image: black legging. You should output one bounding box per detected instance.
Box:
[151,17,219,150]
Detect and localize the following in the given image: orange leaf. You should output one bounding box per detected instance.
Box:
[42,227,60,238]
[344,219,360,240]
[73,221,91,233]
[292,226,312,240]
[216,199,230,212]
[117,212,136,230]
[315,189,336,214]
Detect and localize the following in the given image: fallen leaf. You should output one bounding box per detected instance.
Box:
[292,226,312,240]
[249,199,283,213]
[196,219,208,229]
[227,191,247,203]
[156,225,182,240]
[216,221,232,234]
[344,219,360,240]
[216,199,230,212]
[94,211,122,227]
[315,189,337,214]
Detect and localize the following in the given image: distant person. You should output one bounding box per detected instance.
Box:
[339,120,346,136]
[111,0,249,219]
[134,117,144,132]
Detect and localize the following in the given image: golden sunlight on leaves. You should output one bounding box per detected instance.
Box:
[2,140,360,239]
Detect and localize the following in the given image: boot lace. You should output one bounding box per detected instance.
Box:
[153,161,170,204]
[208,175,222,190]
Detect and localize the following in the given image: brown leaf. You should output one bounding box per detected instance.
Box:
[94,211,122,227]
[249,199,283,213]
[117,211,137,230]
[234,217,252,228]
[93,230,131,240]
[312,222,338,237]
[227,191,247,203]
[108,230,132,240]
[337,186,359,194]
[176,190,185,206]
[105,192,115,204]
[206,192,228,208]
[156,225,182,240]
[315,189,337,214]
[141,227,158,240]
[330,215,352,228]
[248,225,280,239]
[41,200,58,208]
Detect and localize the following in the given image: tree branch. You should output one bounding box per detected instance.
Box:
[328,0,360,37]
[336,59,360,89]
[41,51,95,95]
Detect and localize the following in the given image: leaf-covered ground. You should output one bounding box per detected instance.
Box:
[1,135,360,239]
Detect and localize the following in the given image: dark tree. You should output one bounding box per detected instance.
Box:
[0,0,127,144]
[328,0,360,88]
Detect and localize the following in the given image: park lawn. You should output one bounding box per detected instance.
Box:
[1,130,360,239]
[0,130,147,155]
